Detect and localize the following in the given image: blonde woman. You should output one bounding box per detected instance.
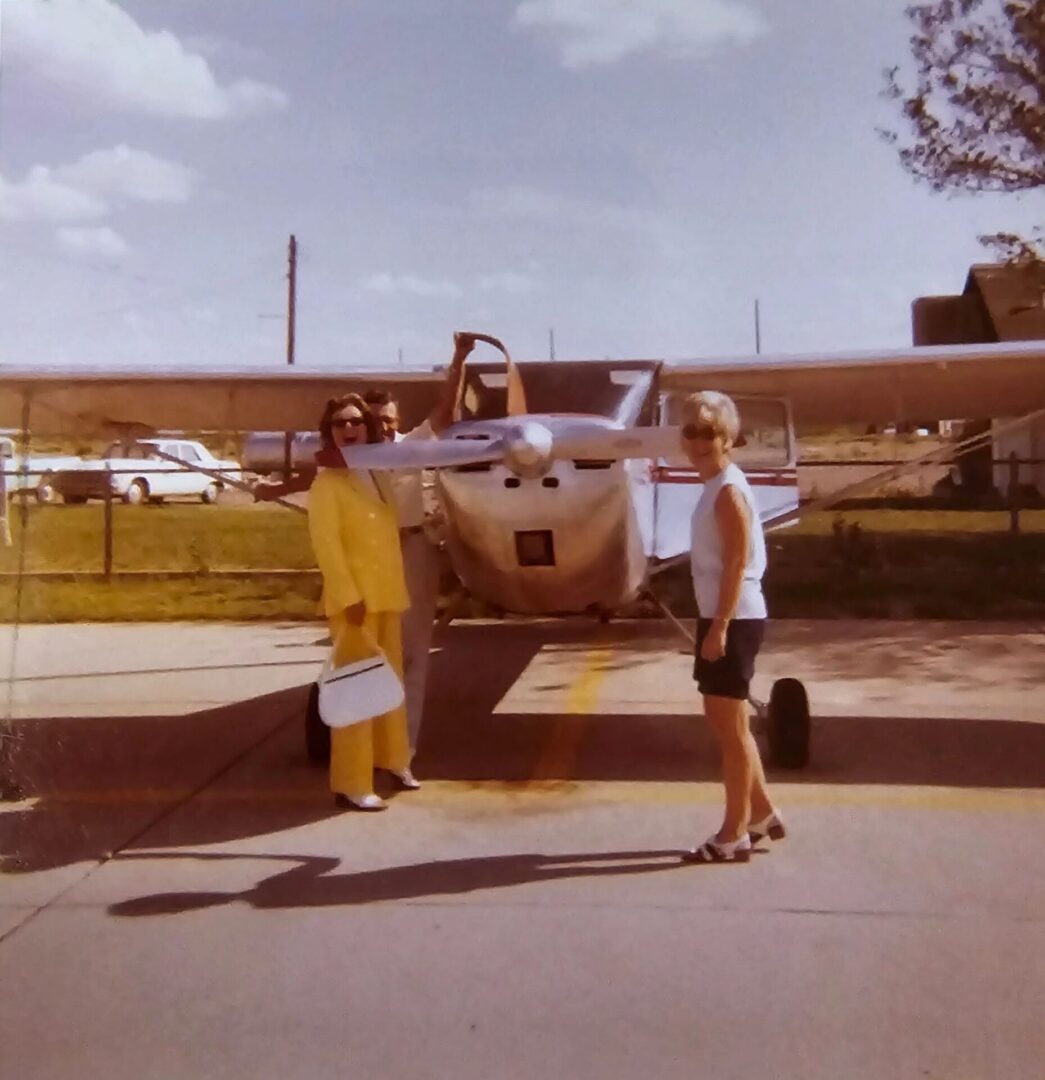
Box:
[680,391,784,863]
[308,394,419,811]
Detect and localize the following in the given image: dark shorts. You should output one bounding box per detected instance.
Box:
[693,618,765,700]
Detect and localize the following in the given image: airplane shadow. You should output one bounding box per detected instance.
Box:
[4,621,1044,875]
[106,848,689,918]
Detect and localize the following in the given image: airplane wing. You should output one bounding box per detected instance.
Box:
[0,368,445,436]
[659,340,1045,426]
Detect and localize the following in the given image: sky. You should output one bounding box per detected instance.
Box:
[1,0,1041,371]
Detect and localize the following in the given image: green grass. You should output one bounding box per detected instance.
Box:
[1,502,1042,622]
[0,504,315,574]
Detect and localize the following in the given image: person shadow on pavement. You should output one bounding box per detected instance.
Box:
[107,848,690,918]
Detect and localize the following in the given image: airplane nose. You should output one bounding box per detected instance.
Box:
[503,420,554,478]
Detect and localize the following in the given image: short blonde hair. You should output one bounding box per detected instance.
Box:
[681,390,741,447]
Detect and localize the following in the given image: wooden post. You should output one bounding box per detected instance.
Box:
[1008,452,1020,535]
[103,468,114,580]
[0,443,10,548]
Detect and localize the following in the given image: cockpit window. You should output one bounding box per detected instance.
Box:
[459,362,657,425]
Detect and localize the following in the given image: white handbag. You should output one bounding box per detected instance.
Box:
[317,647,405,728]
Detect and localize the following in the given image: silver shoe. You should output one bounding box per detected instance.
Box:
[335,792,387,811]
[387,768,421,791]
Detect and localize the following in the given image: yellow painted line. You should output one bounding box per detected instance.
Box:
[528,646,613,783]
[6,781,1044,815]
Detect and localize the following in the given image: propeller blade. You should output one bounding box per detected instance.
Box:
[340,438,504,471]
[551,425,685,461]
[455,330,529,418]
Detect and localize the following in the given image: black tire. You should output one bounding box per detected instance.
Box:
[768,677,810,769]
[123,479,148,505]
[63,494,88,505]
[305,681,330,765]
[201,483,220,505]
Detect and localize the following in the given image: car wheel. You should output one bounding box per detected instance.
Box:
[123,479,148,505]
[201,483,220,504]
[35,474,57,505]
[62,494,88,505]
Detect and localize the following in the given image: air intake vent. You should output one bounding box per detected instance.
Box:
[573,460,613,470]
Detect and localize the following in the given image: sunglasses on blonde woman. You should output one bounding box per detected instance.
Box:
[681,423,718,441]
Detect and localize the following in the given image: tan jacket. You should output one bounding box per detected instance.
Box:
[308,469,409,617]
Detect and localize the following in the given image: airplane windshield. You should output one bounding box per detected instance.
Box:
[459,361,657,425]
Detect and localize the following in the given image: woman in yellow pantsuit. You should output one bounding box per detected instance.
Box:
[308,394,419,811]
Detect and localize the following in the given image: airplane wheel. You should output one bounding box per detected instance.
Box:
[305,682,330,766]
[767,677,810,769]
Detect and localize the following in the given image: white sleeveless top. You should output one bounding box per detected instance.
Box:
[690,462,767,620]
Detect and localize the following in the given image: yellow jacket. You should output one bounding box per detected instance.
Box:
[308,469,409,617]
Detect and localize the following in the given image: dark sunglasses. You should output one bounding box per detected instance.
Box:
[681,423,719,441]
[331,416,366,429]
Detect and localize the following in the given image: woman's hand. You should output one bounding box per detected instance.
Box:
[344,602,367,627]
[701,619,728,663]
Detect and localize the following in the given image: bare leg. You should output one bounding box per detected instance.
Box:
[746,730,774,823]
[703,694,771,841]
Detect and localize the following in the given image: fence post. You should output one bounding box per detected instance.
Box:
[0,446,10,548]
[103,467,114,580]
[1007,452,1020,535]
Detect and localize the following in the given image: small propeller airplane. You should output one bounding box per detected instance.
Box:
[2,333,1044,767]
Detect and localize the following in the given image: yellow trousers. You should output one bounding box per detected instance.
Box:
[327,610,411,798]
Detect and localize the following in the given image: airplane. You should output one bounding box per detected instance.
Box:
[3,334,1044,769]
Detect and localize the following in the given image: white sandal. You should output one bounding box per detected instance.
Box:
[748,811,786,845]
[683,834,752,864]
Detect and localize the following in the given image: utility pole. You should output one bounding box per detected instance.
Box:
[286,234,297,367]
[283,234,297,477]
[754,298,762,355]
[549,328,556,361]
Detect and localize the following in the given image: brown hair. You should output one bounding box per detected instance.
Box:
[318,393,379,448]
[363,388,396,408]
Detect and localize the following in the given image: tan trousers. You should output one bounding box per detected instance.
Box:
[327,610,411,798]
[400,531,440,752]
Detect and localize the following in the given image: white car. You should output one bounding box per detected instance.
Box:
[0,436,83,505]
[51,438,240,505]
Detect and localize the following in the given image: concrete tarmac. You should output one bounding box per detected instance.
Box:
[1,619,1044,1080]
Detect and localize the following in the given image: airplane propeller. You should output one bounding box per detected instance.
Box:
[339,421,683,474]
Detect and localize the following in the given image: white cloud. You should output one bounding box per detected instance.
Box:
[363,273,463,298]
[55,145,196,203]
[56,225,129,260]
[478,271,540,295]
[0,167,109,222]
[513,0,767,68]
[0,146,195,227]
[5,0,288,118]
